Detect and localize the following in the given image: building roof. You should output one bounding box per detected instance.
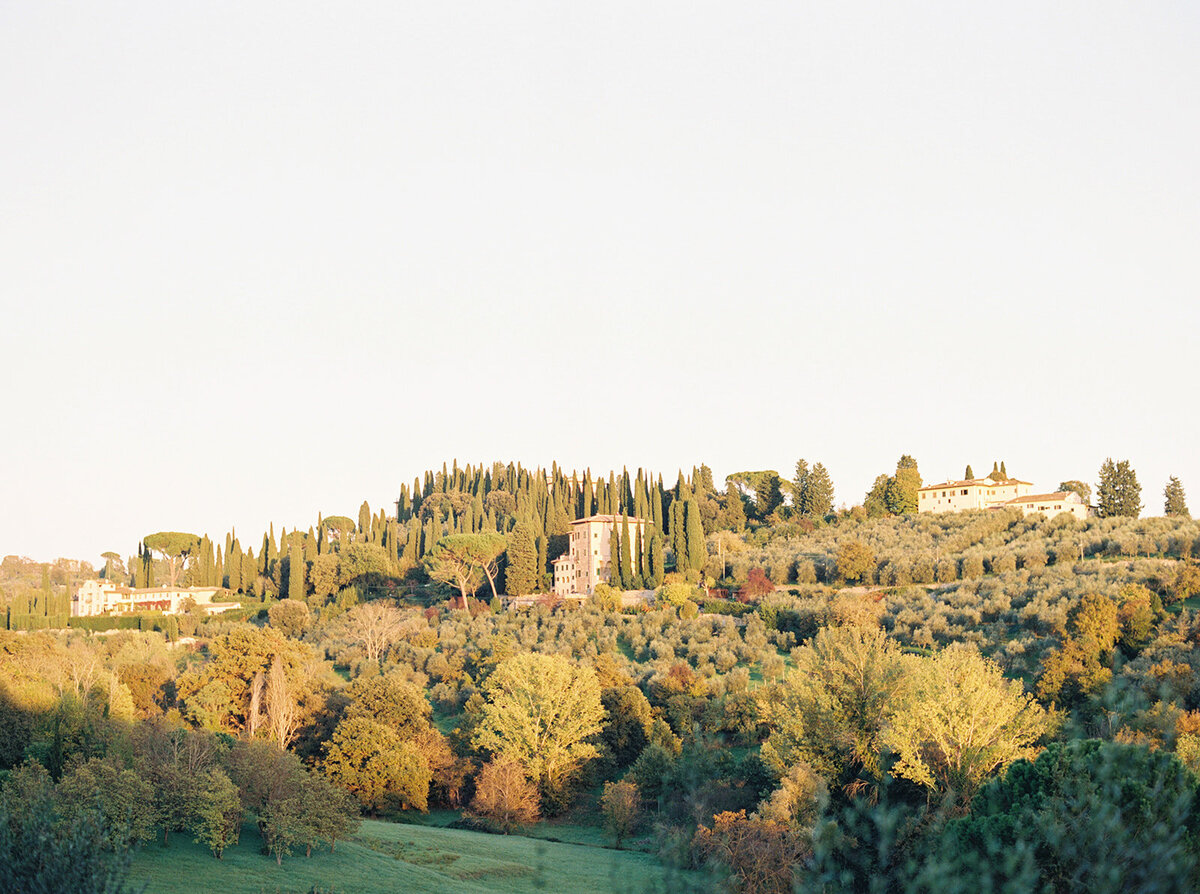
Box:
[570,514,651,526]
[1005,491,1079,504]
[919,477,1033,492]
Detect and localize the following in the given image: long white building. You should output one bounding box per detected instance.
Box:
[72,580,239,617]
[918,474,1088,520]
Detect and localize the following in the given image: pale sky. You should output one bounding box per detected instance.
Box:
[3,2,1198,565]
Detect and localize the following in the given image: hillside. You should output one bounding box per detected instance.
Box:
[129,818,702,894]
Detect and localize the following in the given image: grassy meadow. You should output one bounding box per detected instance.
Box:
[129,819,703,894]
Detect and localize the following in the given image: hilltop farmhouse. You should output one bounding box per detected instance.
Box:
[918,473,1088,520]
[552,514,650,598]
[72,579,239,617]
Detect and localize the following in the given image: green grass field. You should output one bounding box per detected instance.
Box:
[129,818,704,894]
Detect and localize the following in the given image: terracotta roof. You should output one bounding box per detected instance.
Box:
[919,477,1033,492]
[1005,491,1078,504]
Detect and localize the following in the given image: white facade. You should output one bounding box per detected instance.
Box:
[551,514,649,597]
[918,477,1035,512]
[1006,491,1089,520]
[73,579,238,617]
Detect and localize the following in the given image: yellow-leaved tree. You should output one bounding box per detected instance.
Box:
[759,625,914,784]
[473,652,605,810]
[885,644,1052,800]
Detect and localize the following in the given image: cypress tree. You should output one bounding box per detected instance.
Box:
[404,517,421,564]
[648,532,665,588]
[358,501,371,538]
[287,540,304,601]
[506,522,539,596]
[632,524,646,589]
[143,543,155,588]
[535,534,549,591]
[243,547,256,596]
[1000,461,1008,479]
[620,515,633,588]
[581,470,594,516]
[204,535,216,586]
[423,516,438,556]
[671,500,687,571]
[264,526,278,576]
[40,565,51,616]
[228,539,243,590]
[387,521,401,565]
[965,464,975,480]
[610,524,622,586]
[650,482,663,534]
[304,527,318,565]
[685,500,706,572]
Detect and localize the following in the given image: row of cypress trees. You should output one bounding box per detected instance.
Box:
[125,461,720,600]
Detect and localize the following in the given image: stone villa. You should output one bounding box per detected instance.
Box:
[551,514,650,598]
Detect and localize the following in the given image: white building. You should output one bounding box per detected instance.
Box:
[72,579,239,617]
[918,474,1088,520]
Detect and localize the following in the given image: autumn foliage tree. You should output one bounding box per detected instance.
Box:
[600,780,640,848]
[692,810,809,894]
[468,756,540,833]
[738,568,775,602]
